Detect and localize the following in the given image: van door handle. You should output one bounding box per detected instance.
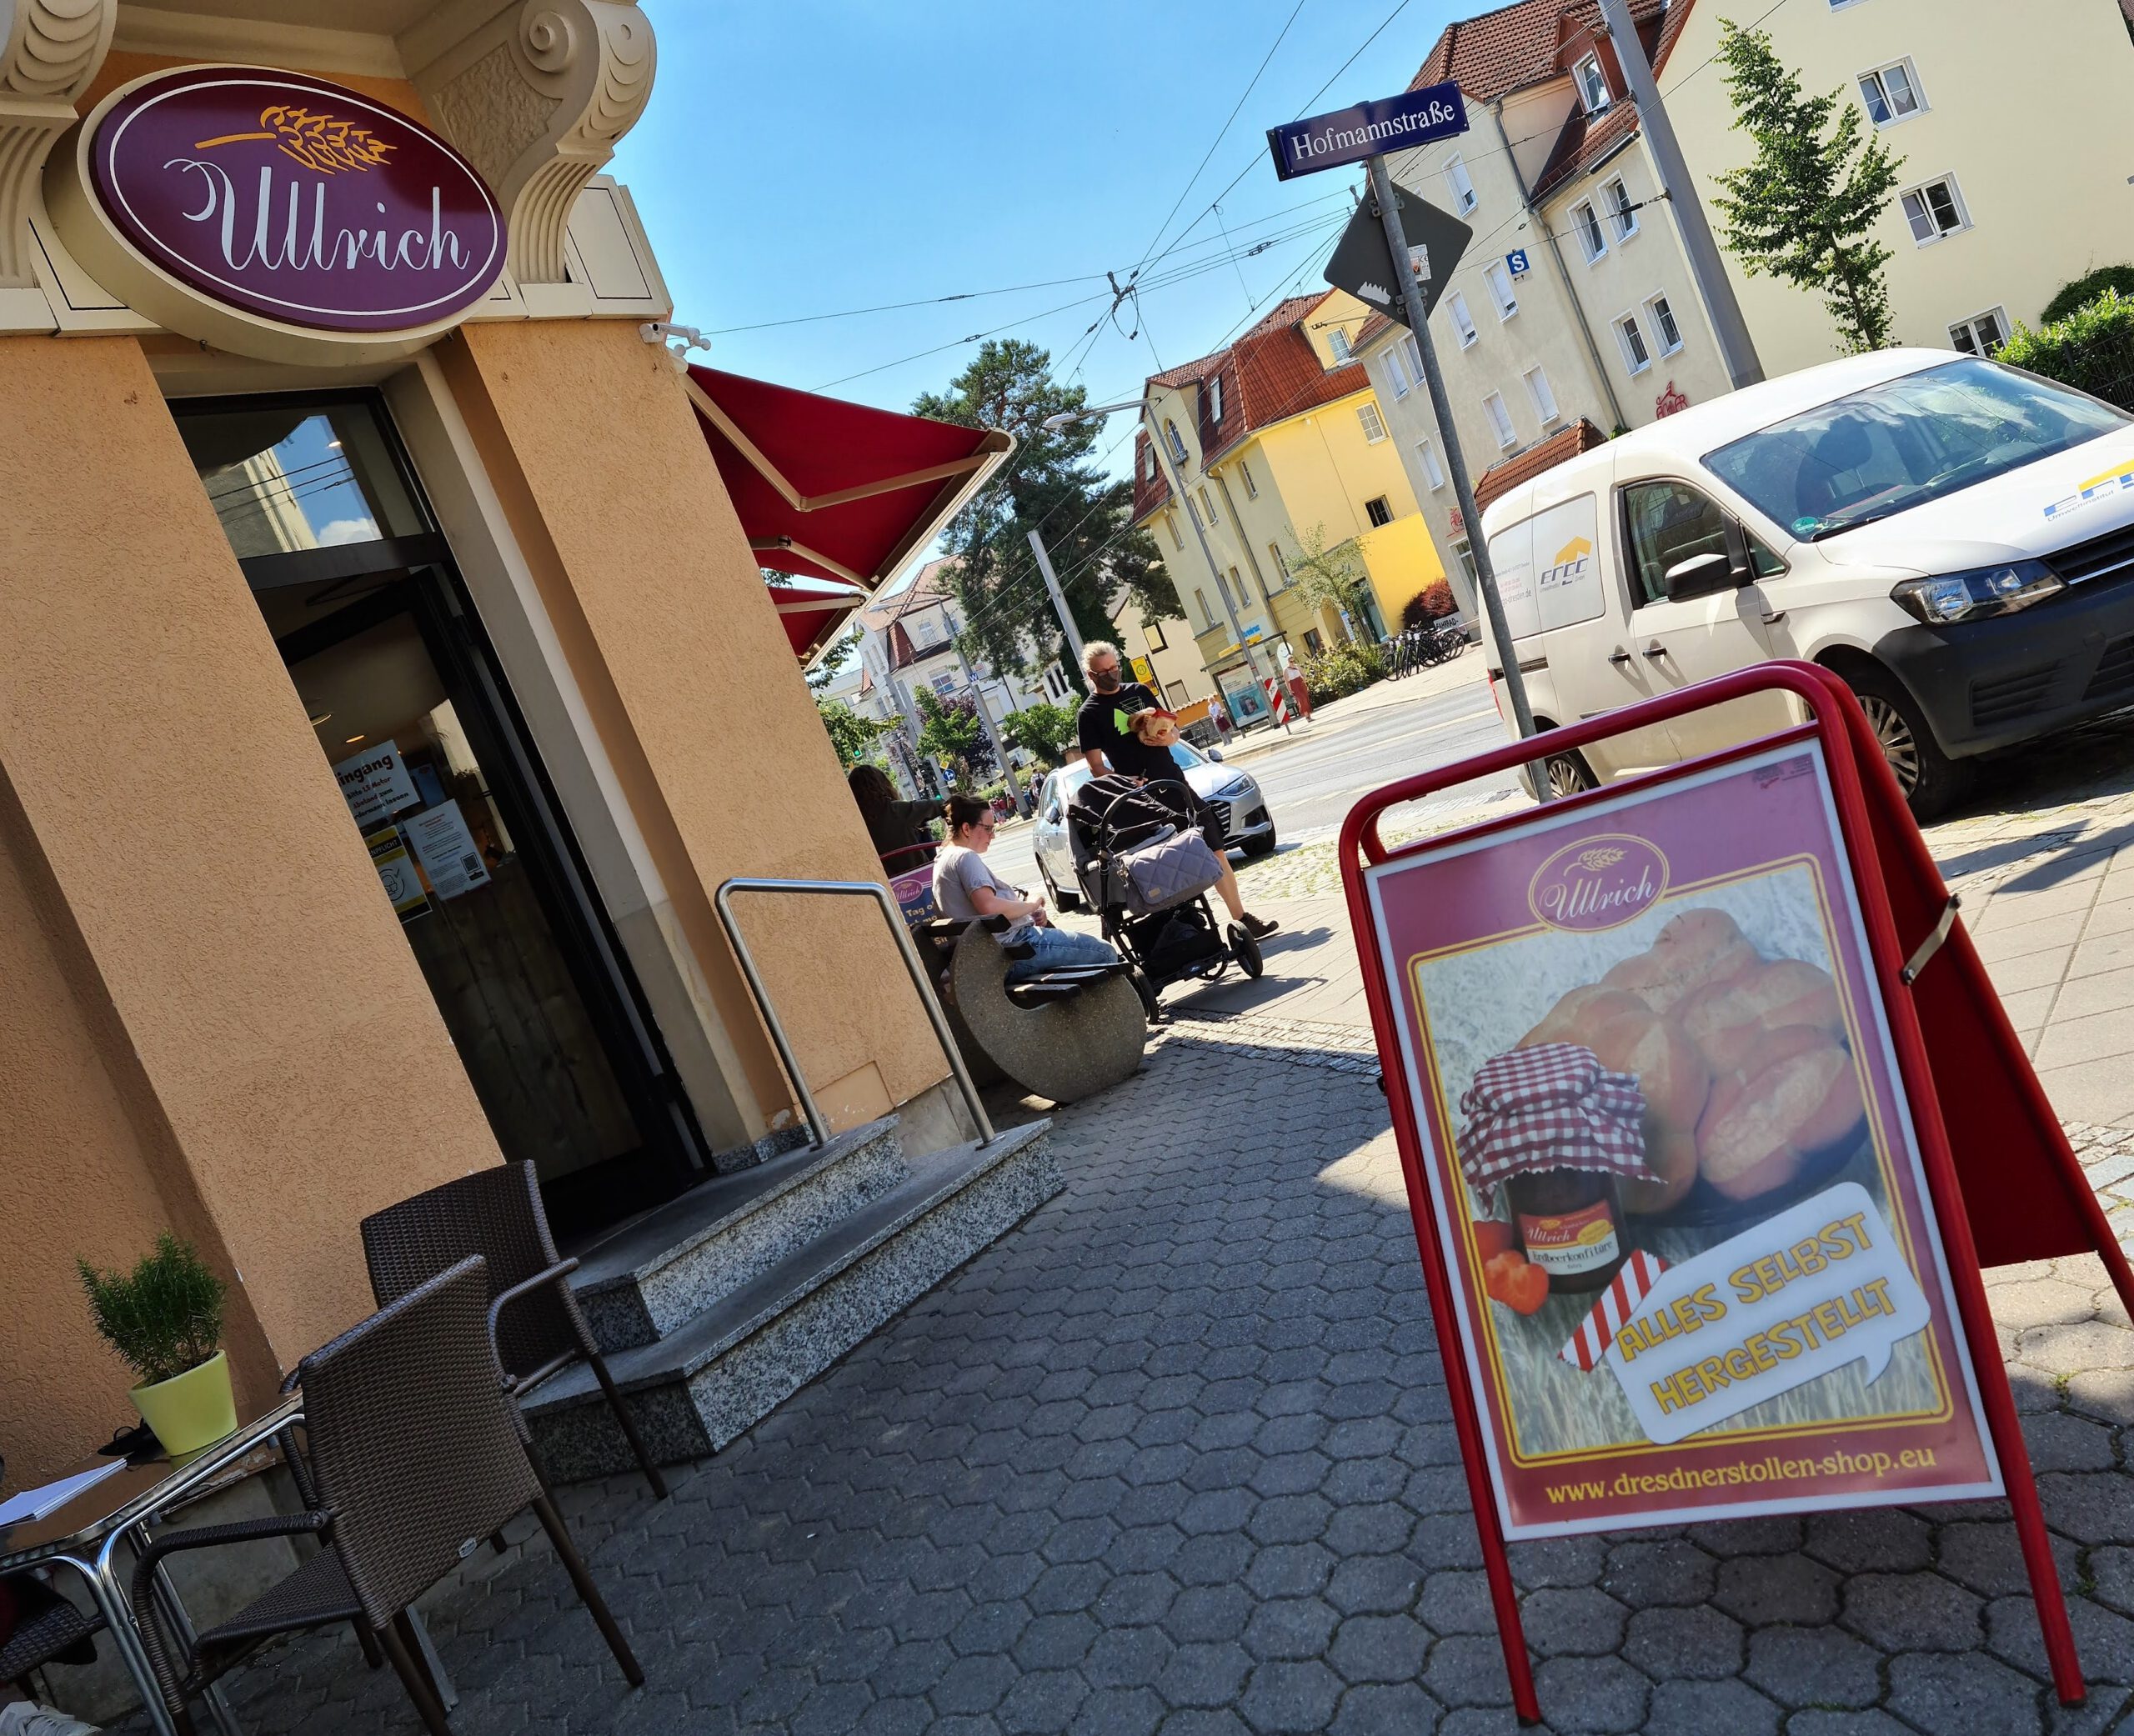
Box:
[1642,644,1669,660]
[1607,650,1634,667]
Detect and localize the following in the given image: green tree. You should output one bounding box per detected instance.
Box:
[1710,18,1903,355]
[914,340,1177,681]
[815,697,886,769]
[1285,523,1375,640]
[999,700,1080,770]
[913,687,994,788]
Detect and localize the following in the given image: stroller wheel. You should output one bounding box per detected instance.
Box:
[1226,922,1265,979]
[1130,968,1163,1023]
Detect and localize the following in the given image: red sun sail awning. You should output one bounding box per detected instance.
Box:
[684,364,1013,661]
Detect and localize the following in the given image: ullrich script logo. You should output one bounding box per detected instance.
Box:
[1528,834,1669,933]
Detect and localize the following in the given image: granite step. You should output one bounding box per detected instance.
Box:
[569,1116,909,1353]
[526,1120,1060,1478]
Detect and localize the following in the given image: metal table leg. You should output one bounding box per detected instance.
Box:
[51,1550,179,1736]
[404,1608,459,1712]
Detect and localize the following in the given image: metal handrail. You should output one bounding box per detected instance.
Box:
[714,878,995,1151]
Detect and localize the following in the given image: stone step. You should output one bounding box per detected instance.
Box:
[569,1116,909,1353]
[526,1121,1059,1478]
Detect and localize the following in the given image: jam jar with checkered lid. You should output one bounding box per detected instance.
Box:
[1505,1166,1627,1295]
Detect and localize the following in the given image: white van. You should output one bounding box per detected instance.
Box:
[1480,348,2134,817]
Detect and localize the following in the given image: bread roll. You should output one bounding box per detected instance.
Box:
[1677,958,1845,1075]
[1696,1024,1866,1202]
[1518,984,1648,1049]
[1602,908,1758,1013]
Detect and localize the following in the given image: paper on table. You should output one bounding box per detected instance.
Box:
[0,1458,127,1528]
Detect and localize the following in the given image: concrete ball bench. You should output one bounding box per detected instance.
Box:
[919,917,1147,1104]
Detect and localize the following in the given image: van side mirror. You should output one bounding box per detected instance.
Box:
[1662,551,1741,601]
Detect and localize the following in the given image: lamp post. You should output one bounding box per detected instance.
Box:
[1041,399,1285,733]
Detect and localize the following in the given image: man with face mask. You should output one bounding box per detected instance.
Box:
[1075,642,1276,939]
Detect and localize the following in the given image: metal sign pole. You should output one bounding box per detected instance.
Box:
[1365,153,1550,799]
[1026,526,1088,673]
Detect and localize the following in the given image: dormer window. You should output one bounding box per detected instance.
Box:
[1330,327,1354,363]
[1165,418,1188,463]
[1575,53,1610,113]
[1207,376,1223,422]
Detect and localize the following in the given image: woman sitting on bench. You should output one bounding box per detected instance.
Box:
[932,794,1120,983]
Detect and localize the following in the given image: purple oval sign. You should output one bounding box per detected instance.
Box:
[87,67,504,334]
[1527,834,1670,933]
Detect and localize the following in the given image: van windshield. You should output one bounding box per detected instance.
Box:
[1701,358,2127,543]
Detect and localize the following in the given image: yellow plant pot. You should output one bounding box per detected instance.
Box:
[130,1350,238,1456]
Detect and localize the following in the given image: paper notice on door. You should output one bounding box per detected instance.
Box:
[334,740,418,828]
[404,801,492,901]
[365,824,430,922]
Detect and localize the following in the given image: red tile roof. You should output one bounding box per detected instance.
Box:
[857,555,954,633]
[1413,0,1668,103]
[1130,293,1375,523]
[1473,418,1611,514]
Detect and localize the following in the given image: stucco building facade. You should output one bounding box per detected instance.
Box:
[0,0,1017,1483]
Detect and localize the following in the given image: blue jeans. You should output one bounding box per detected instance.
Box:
[1006,924,1120,983]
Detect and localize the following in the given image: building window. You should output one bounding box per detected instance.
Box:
[1200,484,1220,528]
[1481,391,1515,448]
[1900,176,1970,245]
[1448,292,1477,347]
[1194,587,1212,629]
[932,673,956,696]
[1575,53,1610,113]
[1573,200,1606,263]
[1358,402,1389,443]
[1450,537,1480,587]
[1365,495,1395,528]
[1486,260,1518,319]
[1165,509,1183,550]
[1303,628,1325,655]
[1225,568,1246,610]
[1385,343,1412,398]
[1415,438,1446,490]
[1445,153,1477,215]
[1649,294,1684,354]
[1524,365,1560,424]
[1604,176,1637,242]
[1142,443,1156,484]
[1207,376,1223,421]
[1858,58,1924,126]
[1950,308,2009,355]
[1238,458,1257,498]
[1405,334,1424,379]
[1164,681,1190,708]
[1164,418,1188,462]
[1616,313,1651,373]
[1329,325,1355,363]
[1268,541,1290,583]
[1147,618,1169,651]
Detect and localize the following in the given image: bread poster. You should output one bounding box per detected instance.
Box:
[1363,741,2002,1538]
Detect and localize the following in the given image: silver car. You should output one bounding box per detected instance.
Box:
[1031,744,1276,912]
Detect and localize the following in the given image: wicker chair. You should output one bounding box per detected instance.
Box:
[359,1163,668,1500]
[129,1258,642,1736]
[0,1573,103,1698]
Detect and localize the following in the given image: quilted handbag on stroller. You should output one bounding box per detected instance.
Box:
[1113,827,1224,916]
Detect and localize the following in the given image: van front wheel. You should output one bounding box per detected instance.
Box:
[1840,663,1969,822]
[1521,744,1596,801]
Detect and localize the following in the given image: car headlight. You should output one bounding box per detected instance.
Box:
[1214,775,1253,799]
[1891,561,2063,625]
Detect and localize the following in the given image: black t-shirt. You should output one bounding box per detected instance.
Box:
[1076,682,1178,783]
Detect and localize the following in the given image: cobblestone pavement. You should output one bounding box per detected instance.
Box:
[168,1018,2133,1736]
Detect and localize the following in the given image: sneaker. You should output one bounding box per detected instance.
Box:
[0,1703,103,1736]
[1239,913,1280,939]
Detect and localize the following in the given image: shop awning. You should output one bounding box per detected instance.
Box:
[682,365,1013,660]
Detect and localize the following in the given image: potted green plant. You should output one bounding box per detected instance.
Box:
[78,1233,236,1455]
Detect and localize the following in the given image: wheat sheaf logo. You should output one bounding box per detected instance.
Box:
[194,105,396,175]
[1576,846,1626,871]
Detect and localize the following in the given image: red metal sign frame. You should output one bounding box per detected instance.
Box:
[1340,661,2133,1721]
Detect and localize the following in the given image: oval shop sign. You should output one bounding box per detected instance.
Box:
[1527,833,1670,933]
[49,66,505,362]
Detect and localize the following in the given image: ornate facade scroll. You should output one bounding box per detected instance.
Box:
[0,0,117,286]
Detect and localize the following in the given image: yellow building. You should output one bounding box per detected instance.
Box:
[1130,291,1445,720]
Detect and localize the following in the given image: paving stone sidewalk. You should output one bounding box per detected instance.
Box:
[155,1014,2133,1736]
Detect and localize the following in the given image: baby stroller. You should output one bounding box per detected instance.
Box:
[1066,774,1265,1018]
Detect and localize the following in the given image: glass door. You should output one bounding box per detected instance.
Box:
[173,393,706,1237]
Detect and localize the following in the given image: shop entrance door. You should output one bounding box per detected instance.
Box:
[173,393,706,1238]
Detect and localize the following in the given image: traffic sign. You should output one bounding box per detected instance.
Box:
[1265,81,1468,181]
[1506,248,1530,276]
[1324,184,1472,323]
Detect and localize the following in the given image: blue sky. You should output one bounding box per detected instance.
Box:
[612,1,1460,487]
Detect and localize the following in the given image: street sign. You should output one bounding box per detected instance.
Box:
[1324,184,1472,322]
[1265,81,1467,181]
[1340,662,2131,1719]
[1506,248,1530,276]
[1130,653,1155,685]
[1241,624,1267,644]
